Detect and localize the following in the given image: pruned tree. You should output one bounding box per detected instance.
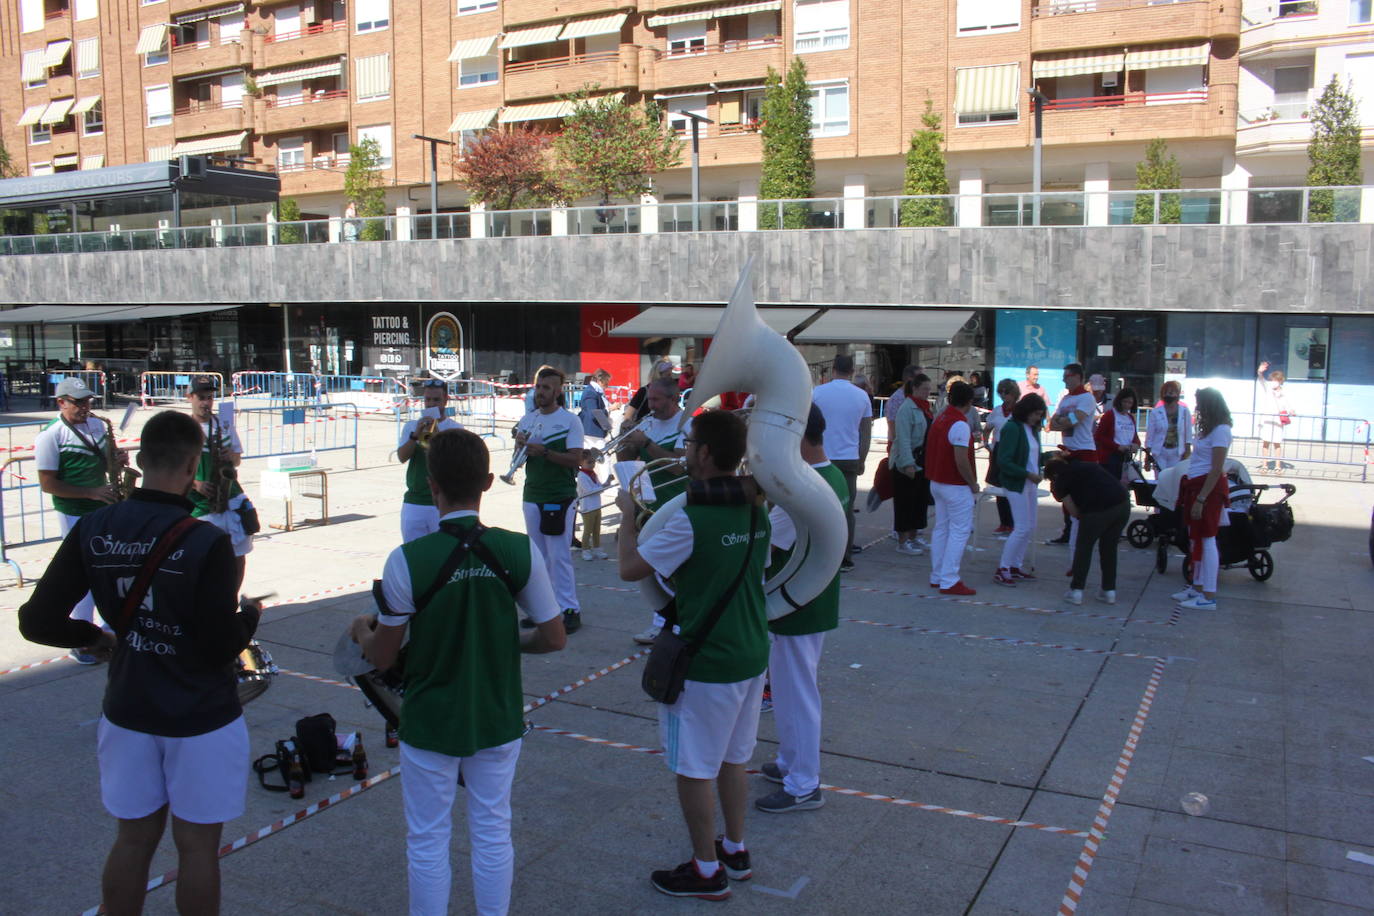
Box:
[453,128,563,211]
[1133,137,1182,224]
[1306,75,1363,223]
[899,99,951,227]
[552,87,682,204]
[343,138,387,240]
[759,58,815,229]
[277,197,304,244]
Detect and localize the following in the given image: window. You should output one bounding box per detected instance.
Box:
[278,136,306,169]
[357,123,392,167]
[1144,65,1205,105]
[956,0,1019,34]
[216,8,244,42]
[745,89,765,123]
[21,0,42,32]
[31,162,54,176]
[355,54,391,101]
[74,0,95,17]
[1354,0,1374,24]
[1346,53,1374,123]
[808,80,848,136]
[355,0,388,32]
[30,123,51,144]
[1259,315,1329,382]
[22,51,46,88]
[221,72,245,107]
[146,84,172,126]
[275,2,301,36]
[666,95,709,134]
[1272,65,1311,118]
[793,0,848,52]
[77,37,99,78]
[955,63,1021,125]
[459,54,498,87]
[83,101,103,135]
[457,0,496,13]
[145,46,169,66]
[332,131,351,159]
[667,22,707,55]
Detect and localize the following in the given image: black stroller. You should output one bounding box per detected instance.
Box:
[1154,481,1296,582]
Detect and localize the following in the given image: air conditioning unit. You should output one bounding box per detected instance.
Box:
[179,155,207,180]
[1101,71,1120,88]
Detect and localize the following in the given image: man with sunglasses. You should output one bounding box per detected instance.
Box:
[399,379,464,542]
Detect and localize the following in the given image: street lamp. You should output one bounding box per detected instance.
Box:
[676,110,714,231]
[1026,88,1048,227]
[412,133,454,238]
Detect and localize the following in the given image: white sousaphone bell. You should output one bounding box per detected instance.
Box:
[634,259,847,620]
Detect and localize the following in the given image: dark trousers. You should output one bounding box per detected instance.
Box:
[1070,501,1130,591]
[995,495,1013,528]
[832,458,861,555]
[892,468,929,532]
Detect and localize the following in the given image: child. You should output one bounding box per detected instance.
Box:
[577,454,609,560]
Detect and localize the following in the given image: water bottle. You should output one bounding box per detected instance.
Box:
[1180,791,1209,816]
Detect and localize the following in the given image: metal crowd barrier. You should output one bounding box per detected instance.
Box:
[1226,410,1371,481]
[394,380,504,444]
[5,370,106,409]
[233,372,408,411]
[236,402,359,469]
[141,371,223,406]
[0,455,56,581]
[231,371,315,405]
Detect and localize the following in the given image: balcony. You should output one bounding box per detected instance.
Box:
[258,21,347,70]
[173,98,247,137]
[259,90,349,134]
[1042,82,1237,144]
[276,158,348,195]
[1030,0,1236,52]
[503,0,636,27]
[645,38,785,92]
[171,0,245,14]
[1240,3,1350,59]
[170,37,244,77]
[503,47,639,100]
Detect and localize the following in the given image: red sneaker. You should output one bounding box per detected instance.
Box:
[993,569,1017,587]
[993,525,1013,534]
[940,581,977,596]
[1010,568,1037,580]
[929,581,941,589]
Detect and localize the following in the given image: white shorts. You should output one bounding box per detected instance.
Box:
[1259,419,1284,445]
[658,675,766,779]
[199,493,255,557]
[98,715,250,824]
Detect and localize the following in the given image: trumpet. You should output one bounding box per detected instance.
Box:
[98,415,139,501]
[500,421,541,485]
[586,417,643,463]
[580,457,685,527]
[415,416,438,450]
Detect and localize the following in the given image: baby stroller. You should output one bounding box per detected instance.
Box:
[1125,461,1169,549]
[1156,480,1296,582]
[1126,460,1257,550]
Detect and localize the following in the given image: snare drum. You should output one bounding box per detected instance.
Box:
[236,640,277,704]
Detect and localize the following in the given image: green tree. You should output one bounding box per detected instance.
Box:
[758,58,815,229]
[277,197,304,244]
[1306,75,1363,223]
[552,87,682,205]
[343,138,387,240]
[0,137,19,179]
[899,99,951,227]
[1133,138,1182,224]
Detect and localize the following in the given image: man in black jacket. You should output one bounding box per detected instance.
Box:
[19,410,261,916]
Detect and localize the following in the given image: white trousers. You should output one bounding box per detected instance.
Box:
[401,738,521,916]
[523,502,578,611]
[59,513,101,628]
[401,503,441,544]
[930,482,975,588]
[998,482,1038,571]
[769,632,826,797]
[1195,536,1219,593]
[1152,447,1185,476]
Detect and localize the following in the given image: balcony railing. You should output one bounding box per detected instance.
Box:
[1031,0,1205,16]
[263,20,347,43]
[1041,89,1208,111]
[504,50,620,74]
[44,6,69,19]
[264,89,347,108]
[657,36,782,58]
[173,98,245,115]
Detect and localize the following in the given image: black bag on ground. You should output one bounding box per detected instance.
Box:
[295,713,340,773]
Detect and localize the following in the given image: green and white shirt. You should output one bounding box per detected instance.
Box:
[379,511,558,758]
[637,502,771,684]
[189,418,246,518]
[766,461,849,636]
[398,416,464,506]
[516,408,583,504]
[634,413,688,509]
[34,416,110,517]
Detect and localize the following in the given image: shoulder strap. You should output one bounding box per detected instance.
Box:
[414,523,487,615]
[468,540,519,597]
[62,417,107,466]
[686,505,759,656]
[116,515,201,631]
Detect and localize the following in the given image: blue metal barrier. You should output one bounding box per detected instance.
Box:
[235,402,359,468]
[142,371,223,406]
[394,380,503,445]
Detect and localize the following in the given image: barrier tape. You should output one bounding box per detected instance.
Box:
[1058,659,1167,915]
[0,653,68,678]
[839,584,1176,627]
[841,617,1167,661]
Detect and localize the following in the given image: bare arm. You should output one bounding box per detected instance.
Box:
[351,615,406,671]
[953,447,979,493]
[520,617,567,654]
[615,489,655,581]
[37,469,115,504]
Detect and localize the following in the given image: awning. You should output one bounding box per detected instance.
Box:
[81,154,105,169]
[42,39,72,69]
[21,51,46,83]
[170,130,248,156]
[39,98,75,125]
[448,34,499,61]
[447,108,499,132]
[954,63,1020,115]
[499,23,563,49]
[71,95,101,115]
[78,304,242,322]
[76,38,100,75]
[647,0,781,28]
[52,153,79,167]
[1126,41,1210,71]
[498,98,576,122]
[1032,50,1124,80]
[174,3,243,24]
[135,23,170,55]
[17,104,47,127]
[609,307,815,339]
[255,60,343,86]
[559,12,627,40]
[147,145,173,161]
[792,309,974,345]
[0,306,132,323]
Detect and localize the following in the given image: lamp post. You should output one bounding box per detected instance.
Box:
[678,111,713,231]
[1026,88,1047,227]
[412,133,454,238]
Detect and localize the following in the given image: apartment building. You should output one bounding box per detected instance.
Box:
[3,0,1260,220]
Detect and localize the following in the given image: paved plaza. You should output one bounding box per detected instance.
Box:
[1,404,1373,915]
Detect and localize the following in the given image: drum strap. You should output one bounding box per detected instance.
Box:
[116,515,200,632]
[415,522,517,614]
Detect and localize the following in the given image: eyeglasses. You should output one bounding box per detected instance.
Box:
[682,437,698,445]
[422,380,446,389]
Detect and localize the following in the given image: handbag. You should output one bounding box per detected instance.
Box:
[641,506,759,705]
[984,439,1001,487]
[1278,410,1292,427]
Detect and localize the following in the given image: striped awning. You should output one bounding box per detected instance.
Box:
[647,0,781,28]
[39,98,75,125]
[1032,50,1124,80]
[174,3,243,24]
[559,12,627,39]
[147,145,174,161]
[81,154,105,170]
[170,130,247,156]
[42,39,72,68]
[954,63,1020,115]
[76,38,100,75]
[17,104,47,127]
[1125,41,1210,71]
[498,98,576,122]
[447,108,499,132]
[256,60,343,86]
[354,54,390,98]
[448,34,499,61]
[53,153,79,167]
[499,23,563,49]
[135,23,170,55]
[21,51,46,83]
[71,95,101,115]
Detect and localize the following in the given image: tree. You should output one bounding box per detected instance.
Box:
[758,58,815,229]
[1306,75,1363,223]
[1133,138,1182,224]
[453,128,563,212]
[0,137,19,179]
[552,87,682,205]
[343,138,387,240]
[277,197,304,244]
[899,99,951,227]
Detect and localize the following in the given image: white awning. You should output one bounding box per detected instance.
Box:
[76,37,100,75]
[256,60,343,86]
[135,23,170,55]
[0,306,133,324]
[174,2,242,24]
[17,104,47,127]
[52,153,79,167]
[792,309,974,345]
[954,63,1020,115]
[498,98,576,122]
[559,12,627,40]
[1032,50,1124,80]
[20,51,46,83]
[647,0,781,28]
[42,39,72,68]
[147,145,174,161]
[39,97,75,125]
[499,23,563,49]
[448,34,499,61]
[170,130,248,156]
[81,154,105,169]
[610,307,816,339]
[447,108,499,132]
[71,94,101,115]
[1126,41,1210,71]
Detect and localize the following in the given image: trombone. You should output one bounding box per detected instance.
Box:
[579,457,685,527]
[500,421,541,485]
[586,417,644,463]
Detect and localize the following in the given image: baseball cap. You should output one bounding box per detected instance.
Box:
[55,377,96,400]
[1088,373,1106,391]
[190,375,217,394]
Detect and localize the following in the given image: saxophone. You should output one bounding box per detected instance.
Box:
[99,416,139,501]
[208,416,237,514]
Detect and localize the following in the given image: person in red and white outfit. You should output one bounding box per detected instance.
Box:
[1045,363,1098,549]
[1094,387,1141,482]
[983,378,1021,536]
[1256,361,1292,473]
[925,381,980,596]
[1174,388,1232,611]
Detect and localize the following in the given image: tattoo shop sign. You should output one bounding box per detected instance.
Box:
[425,312,464,380]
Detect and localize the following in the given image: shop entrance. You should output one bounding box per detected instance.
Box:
[1081,314,1162,402]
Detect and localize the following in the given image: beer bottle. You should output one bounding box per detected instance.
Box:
[285,739,306,799]
[352,732,368,781]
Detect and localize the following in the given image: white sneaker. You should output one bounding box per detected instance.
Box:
[582,549,594,561]
[1095,589,1117,605]
[1170,586,1199,602]
[633,626,661,645]
[913,537,929,547]
[1177,595,1217,611]
[889,531,900,540]
[1063,588,1084,606]
[592,548,609,560]
[895,540,924,556]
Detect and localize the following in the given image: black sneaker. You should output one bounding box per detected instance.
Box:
[519,617,536,629]
[1044,534,1070,546]
[714,836,752,881]
[650,860,730,900]
[758,761,785,785]
[840,559,855,573]
[562,609,582,634]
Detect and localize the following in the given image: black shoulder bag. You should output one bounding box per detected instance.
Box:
[641,505,759,705]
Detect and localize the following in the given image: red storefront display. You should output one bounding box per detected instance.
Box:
[579,304,641,399]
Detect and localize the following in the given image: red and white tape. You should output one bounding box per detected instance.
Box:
[840,583,1176,628]
[841,616,1167,661]
[0,653,68,678]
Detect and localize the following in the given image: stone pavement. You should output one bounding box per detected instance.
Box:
[1,405,1373,915]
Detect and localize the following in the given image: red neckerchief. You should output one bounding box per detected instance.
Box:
[912,397,933,419]
[579,467,599,484]
[1001,404,1013,417]
[1066,385,1088,396]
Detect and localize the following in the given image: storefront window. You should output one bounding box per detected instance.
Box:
[1257,314,1329,382]
[1326,315,1374,420]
